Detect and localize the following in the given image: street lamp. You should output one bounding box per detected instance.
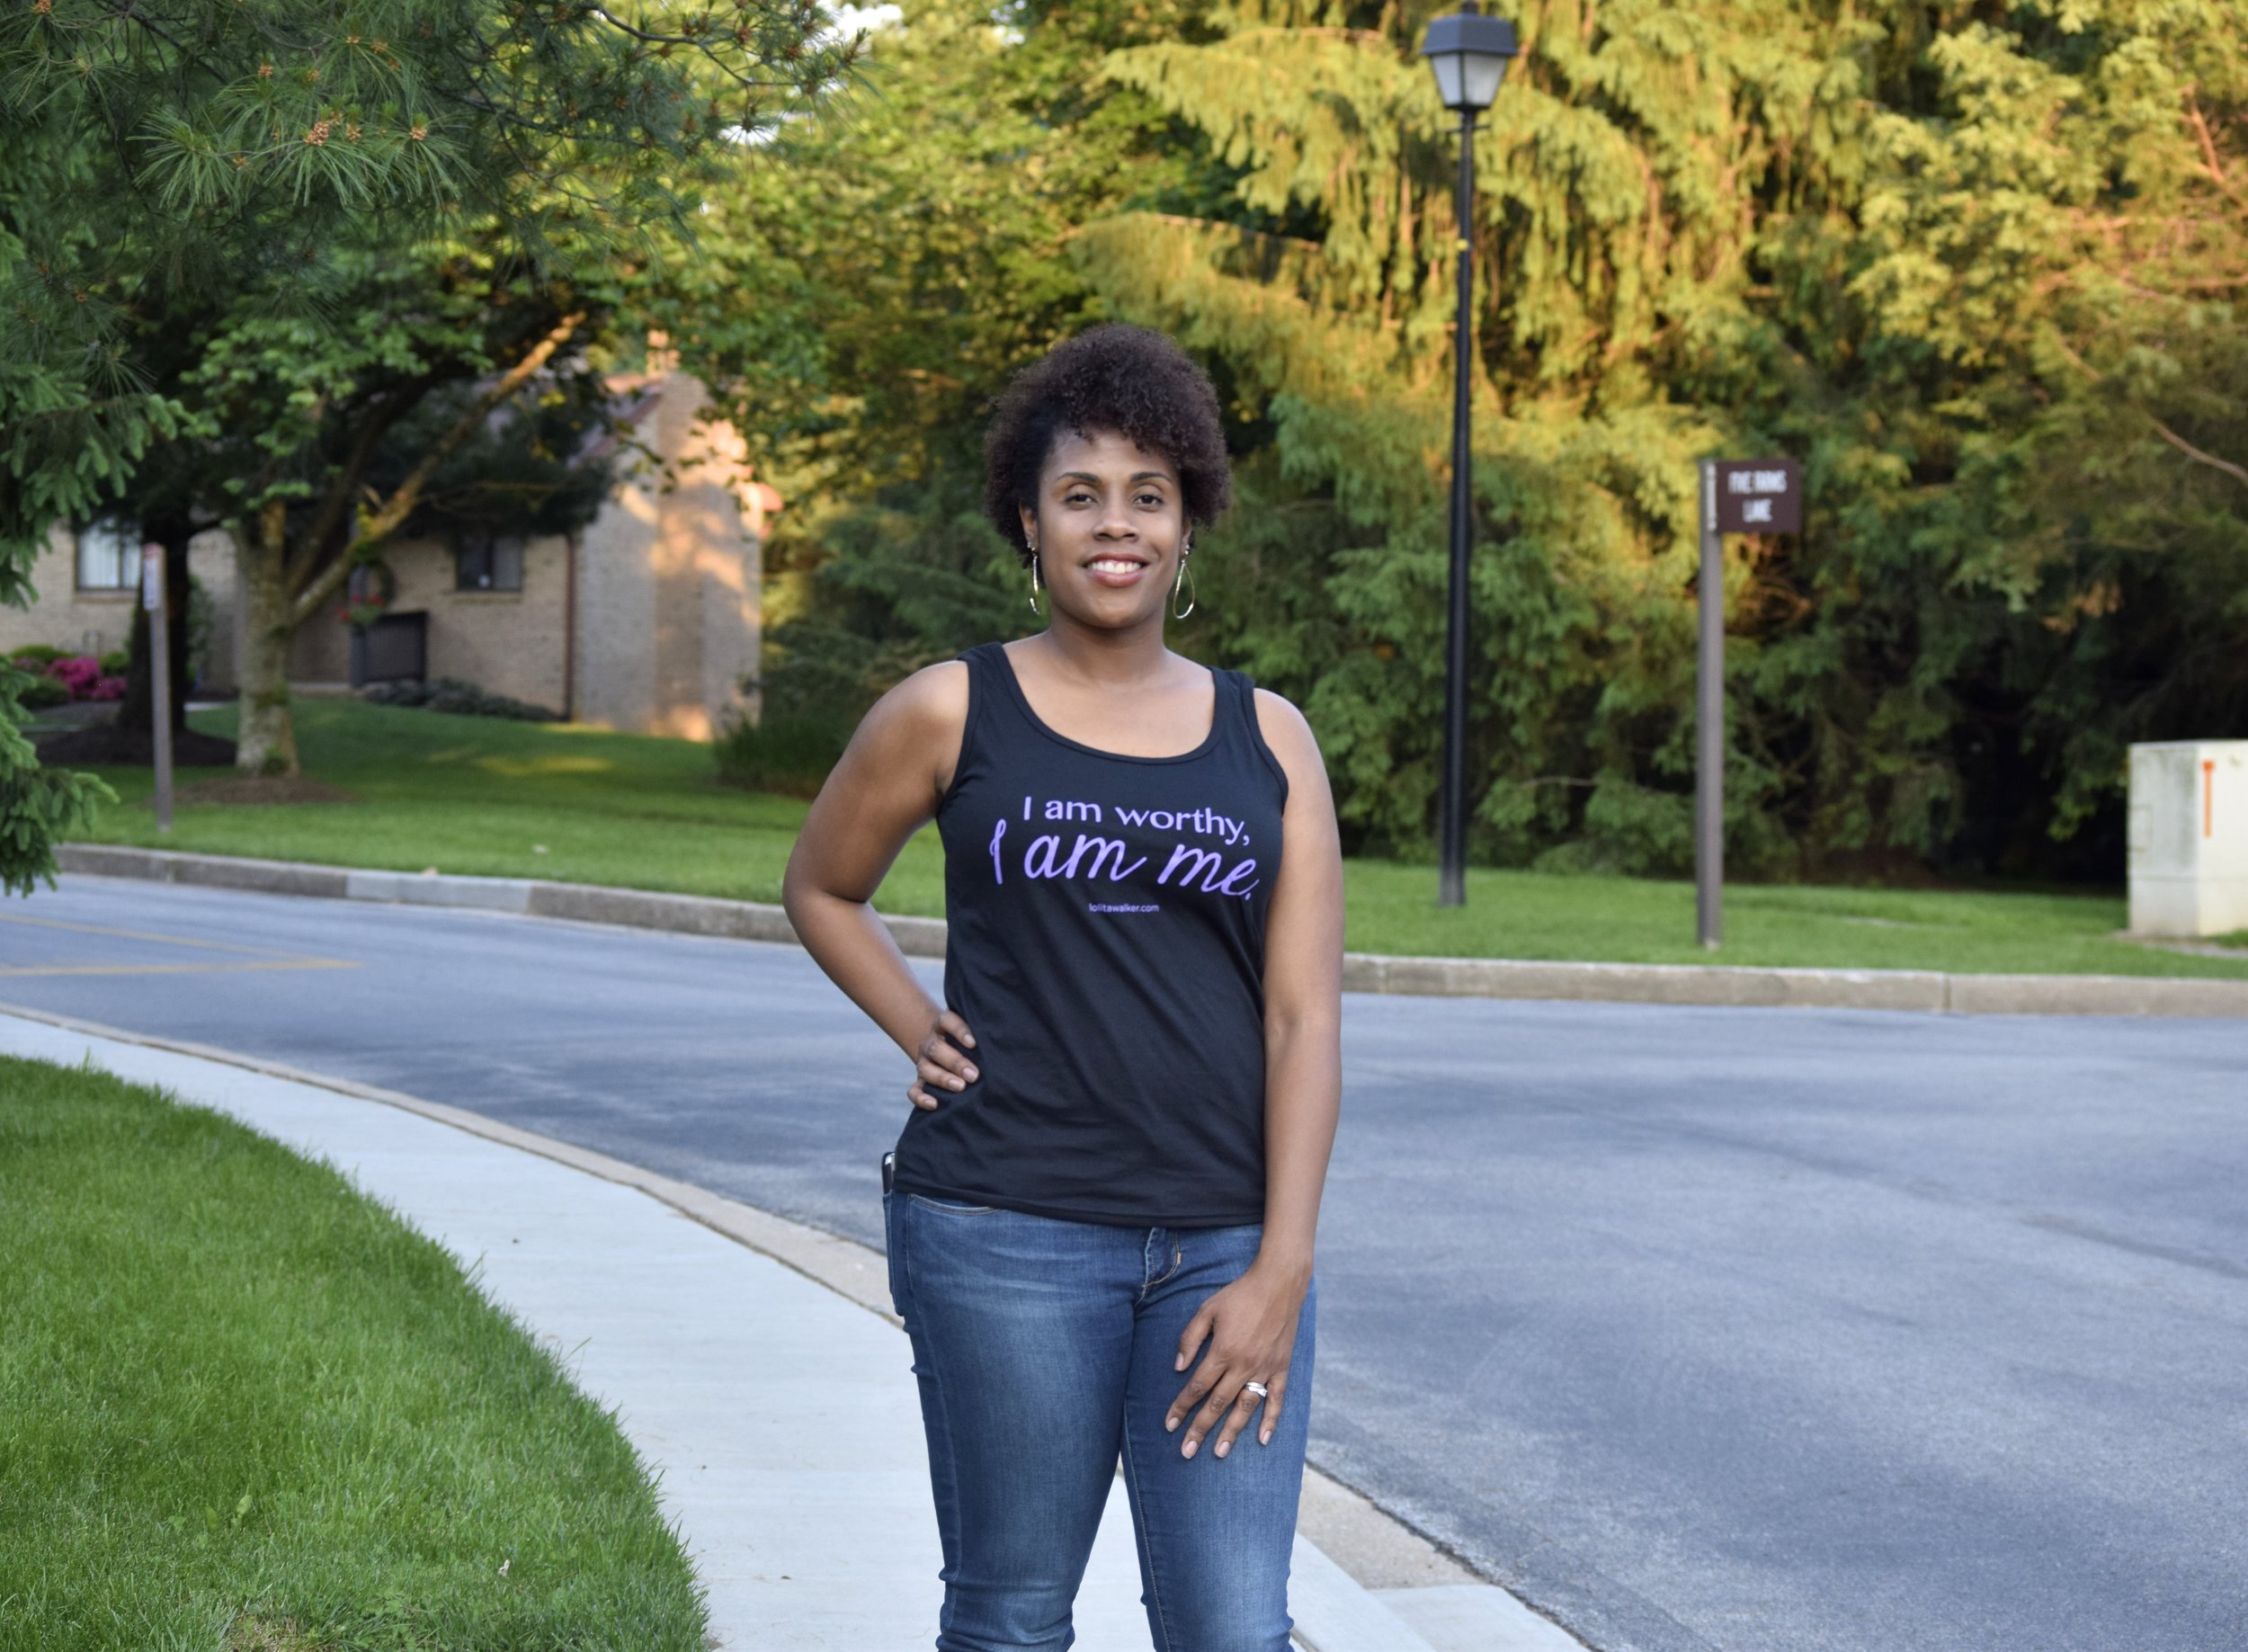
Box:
[1421,2,1517,908]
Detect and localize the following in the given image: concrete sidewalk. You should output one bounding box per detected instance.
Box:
[0,1007,1583,1652]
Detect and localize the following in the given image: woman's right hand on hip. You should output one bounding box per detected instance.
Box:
[908,1009,979,1111]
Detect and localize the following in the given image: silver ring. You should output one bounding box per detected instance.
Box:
[1242,1380,1270,1400]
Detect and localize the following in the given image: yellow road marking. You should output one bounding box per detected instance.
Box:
[0,915,355,976]
[0,960,361,978]
[0,912,318,957]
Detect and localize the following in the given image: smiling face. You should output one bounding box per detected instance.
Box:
[1018,428,1188,632]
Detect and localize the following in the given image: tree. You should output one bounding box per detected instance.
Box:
[0,0,857,871]
[612,0,2245,880]
[1077,0,2247,874]
[176,233,612,772]
[1845,3,2248,868]
[672,0,1249,723]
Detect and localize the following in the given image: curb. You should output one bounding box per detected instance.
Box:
[0,997,1571,1652]
[56,842,2248,1020]
[57,843,950,958]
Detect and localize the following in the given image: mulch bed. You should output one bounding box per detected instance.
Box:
[171,776,355,806]
[35,722,239,768]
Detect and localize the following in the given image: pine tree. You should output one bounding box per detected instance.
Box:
[1083,0,2247,872]
[685,0,2244,877]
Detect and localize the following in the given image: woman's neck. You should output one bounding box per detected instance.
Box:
[1024,611,1182,688]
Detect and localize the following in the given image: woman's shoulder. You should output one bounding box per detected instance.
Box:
[868,658,971,744]
[1245,685,1332,814]
[1249,684,1318,757]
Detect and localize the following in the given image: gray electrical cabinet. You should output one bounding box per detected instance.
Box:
[2128,741,2248,938]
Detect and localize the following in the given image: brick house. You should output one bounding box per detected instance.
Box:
[1,370,776,740]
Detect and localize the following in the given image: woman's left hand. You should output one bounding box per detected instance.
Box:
[1165,1257,1309,1459]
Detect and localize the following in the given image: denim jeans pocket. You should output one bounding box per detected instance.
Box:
[880,1186,907,1320]
[907,1192,1000,1216]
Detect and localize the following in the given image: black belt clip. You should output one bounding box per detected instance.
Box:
[880,1150,896,1194]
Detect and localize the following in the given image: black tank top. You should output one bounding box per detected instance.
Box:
[890,641,1290,1227]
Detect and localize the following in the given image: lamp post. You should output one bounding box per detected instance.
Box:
[1421,3,1517,908]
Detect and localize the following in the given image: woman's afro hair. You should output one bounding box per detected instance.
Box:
[983,324,1233,565]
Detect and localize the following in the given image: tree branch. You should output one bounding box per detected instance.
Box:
[289,308,586,628]
[2153,416,2248,493]
[287,371,443,591]
[2183,92,2246,213]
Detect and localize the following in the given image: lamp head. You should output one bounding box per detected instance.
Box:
[1420,2,1518,116]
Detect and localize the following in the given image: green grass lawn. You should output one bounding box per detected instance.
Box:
[1340,862,2248,977]
[0,1056,708,1652]
[74,698,943,910]
[64,697,2248,980]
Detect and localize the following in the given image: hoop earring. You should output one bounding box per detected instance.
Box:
[1172,545,1196,621]
[1028,548,1042,616]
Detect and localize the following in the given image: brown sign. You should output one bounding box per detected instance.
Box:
[1712,459,1801,534]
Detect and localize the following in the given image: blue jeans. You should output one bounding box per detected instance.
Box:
[884,1190,1316,1652]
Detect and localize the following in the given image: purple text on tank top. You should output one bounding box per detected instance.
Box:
[997,793,1261,900]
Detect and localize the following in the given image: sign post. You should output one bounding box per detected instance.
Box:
[142,543,174,835]
[1696,459,1801,948]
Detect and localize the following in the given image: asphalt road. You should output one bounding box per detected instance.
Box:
[5,876,2245,1652]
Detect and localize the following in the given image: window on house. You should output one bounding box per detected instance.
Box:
[454,534,526,592]
[76,519,140,591]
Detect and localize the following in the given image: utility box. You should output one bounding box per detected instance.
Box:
[2128,741,2248,937]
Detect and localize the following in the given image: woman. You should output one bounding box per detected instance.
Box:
[782,323,1343,1652]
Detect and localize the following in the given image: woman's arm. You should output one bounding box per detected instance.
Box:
[782,664,981,1111]
[1167,688,1344,1457]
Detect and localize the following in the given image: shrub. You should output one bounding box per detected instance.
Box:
[6,669,70,710]
[5,649,121,704]
[360,675,559,721]
[712,712,853,799]
[36,654,123,701]
[46,655,101,697]
[96,648,129,674]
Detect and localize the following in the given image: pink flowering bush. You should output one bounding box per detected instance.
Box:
[10,649,127,704]
[46,655,102,698]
